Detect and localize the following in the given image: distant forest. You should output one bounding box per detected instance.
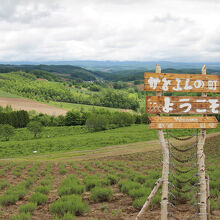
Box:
[0,64,219,83]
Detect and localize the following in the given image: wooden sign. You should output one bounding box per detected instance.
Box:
[144,72,220,93]
[149,116,218,129]
[146,96,220,114]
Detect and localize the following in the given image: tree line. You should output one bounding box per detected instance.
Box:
[0,72,140,110]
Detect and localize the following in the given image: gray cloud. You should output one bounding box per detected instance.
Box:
[0,0,220,62]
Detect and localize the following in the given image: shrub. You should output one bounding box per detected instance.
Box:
[35,186,50,195]
[30,192,48,205]
[54,212,76,220]
[19,202,37,213]
[134,175,147,184]
[24,178,35,189]
[90,187,113,202]
[40,179,51,186]
[133,196,146,210]
[0,194,18,206]
[106,175,119,185]
[6,183,27,200]
[128,187,151,200]
[83,176,101,191]
[10,213,31,220]
[58,183,84,196]
[58,175,84,196]
[119,180,142,194]
[50,194,87,216]
[0,180,9,190]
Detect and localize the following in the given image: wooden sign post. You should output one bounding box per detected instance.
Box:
[138,64,219,220]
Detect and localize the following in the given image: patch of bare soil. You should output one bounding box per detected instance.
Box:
[0,97,67,116]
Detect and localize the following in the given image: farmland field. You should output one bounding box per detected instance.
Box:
[0,135,220,220]
[0,97,67,116]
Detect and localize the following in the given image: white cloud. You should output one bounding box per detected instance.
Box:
[0,0,220,62]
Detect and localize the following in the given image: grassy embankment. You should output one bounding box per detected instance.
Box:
[0,124,219,159]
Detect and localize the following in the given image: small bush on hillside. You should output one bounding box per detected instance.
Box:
[128,187,151,200]
[35,186,50,195]
[106,175,119,185]
[0,180,9,190]
[9,212,31,220]
[0,194,18,206]
[90,187,113,202]
[54,212,76,220]
[50,194,87,216]
[133,196,147,210]
[58,183,84,196]
[119,180,142,194]
[24,178,35,189]
[83,176,101,191]
[19,202,37,213]
[6,183,27,200]
[134,175,147,184]
[40,179,51,186]
[30,192,48,205]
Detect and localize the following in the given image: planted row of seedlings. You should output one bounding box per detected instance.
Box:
[9,162,53,220]
[0,162,16,176]
[50,174,87,219]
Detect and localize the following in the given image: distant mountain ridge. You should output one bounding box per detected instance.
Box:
[0,64,108,81]
[2,61,220,72]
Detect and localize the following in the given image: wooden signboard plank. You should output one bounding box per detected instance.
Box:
[148,116,218,129]
[146,96,220,114]
[144,72,220,93]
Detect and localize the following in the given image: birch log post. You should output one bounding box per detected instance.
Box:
[155,64,169,220]
[135,178,162,220]
[197,65,207,220]
[206,174,210,220]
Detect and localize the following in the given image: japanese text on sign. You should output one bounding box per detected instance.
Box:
[146,96,220,114]
[144,73,220,93]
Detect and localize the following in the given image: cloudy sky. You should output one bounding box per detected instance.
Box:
[1,0,220,62]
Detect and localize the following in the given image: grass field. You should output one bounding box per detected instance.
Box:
[0,135,220,220]
[48,101,133,112]
[0,90,21,98]
[0,124,220,159]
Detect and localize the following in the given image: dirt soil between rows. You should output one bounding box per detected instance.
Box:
[0,97,67,116]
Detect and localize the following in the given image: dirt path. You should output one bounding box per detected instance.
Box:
[0,97,67,116]
[3,132,220,162]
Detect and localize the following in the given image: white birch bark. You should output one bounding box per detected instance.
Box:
[135,178,162,220]
[155,64,169,220]
[197,65,207,220]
